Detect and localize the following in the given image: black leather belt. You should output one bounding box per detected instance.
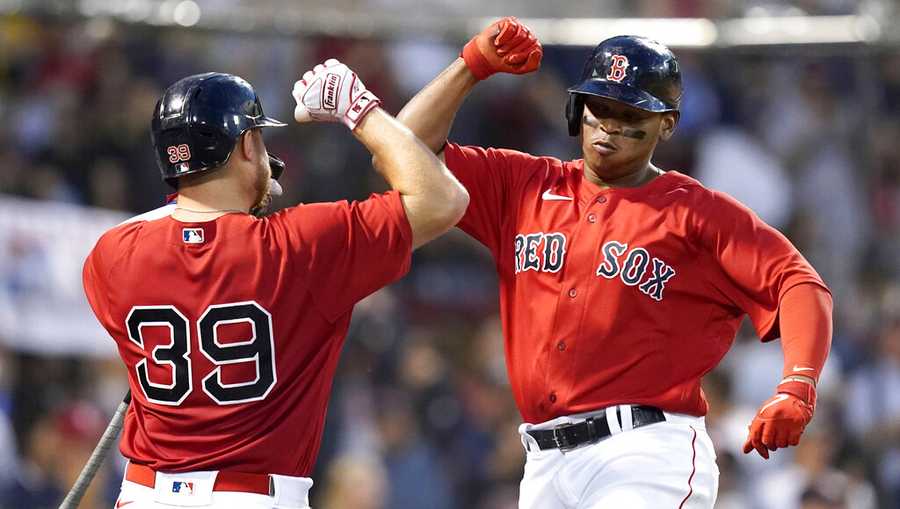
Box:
[526,405,666,451]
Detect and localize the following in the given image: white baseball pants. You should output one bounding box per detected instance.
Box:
[518,407,719,509]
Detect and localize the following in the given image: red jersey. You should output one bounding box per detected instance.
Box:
[82,192,411,476]
[444,143,828,423]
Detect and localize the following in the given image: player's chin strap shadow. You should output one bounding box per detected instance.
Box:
[269,154,285,180]
[251,154,286,217]
[268,153,285,197]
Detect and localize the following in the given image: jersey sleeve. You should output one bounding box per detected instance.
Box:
[443,143,540,255]
[693,190,830,342]
[82,237,113,330]
[274,190,413,322]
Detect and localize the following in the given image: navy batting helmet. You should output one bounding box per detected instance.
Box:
[566,35,682,136]
[151,72,286,186]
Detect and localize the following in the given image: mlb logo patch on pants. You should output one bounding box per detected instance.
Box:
[171,481,195,495]
[154,471,216,506]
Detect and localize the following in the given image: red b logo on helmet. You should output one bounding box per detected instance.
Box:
[606,55,629,82]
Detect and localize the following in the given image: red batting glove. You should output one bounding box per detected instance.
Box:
[461,16,543,81]
[742,379,816,459]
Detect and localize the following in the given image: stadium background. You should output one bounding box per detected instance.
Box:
[1,0,899,508]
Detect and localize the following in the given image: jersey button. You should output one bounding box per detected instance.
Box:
[557,341,566,351]
[587,213,597,223]
[568,288,577,298]
[596,196,608,204]
[549,392,557,403]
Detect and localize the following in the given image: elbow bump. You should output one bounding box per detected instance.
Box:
[432,186,468,228]
[449,183,469,222]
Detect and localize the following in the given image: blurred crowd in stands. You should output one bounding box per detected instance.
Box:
[1,8,899,509]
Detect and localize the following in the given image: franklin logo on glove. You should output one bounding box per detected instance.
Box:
[324,73,340,109]
[292,59,381,130]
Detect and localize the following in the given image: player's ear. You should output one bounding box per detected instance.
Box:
[659,111,679,141]
[238,130,257,162]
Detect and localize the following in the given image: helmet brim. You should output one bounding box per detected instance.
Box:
[568,79,675,113]
[254,115,287,128]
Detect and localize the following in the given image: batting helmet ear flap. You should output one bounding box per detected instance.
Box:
[566,94,584,136]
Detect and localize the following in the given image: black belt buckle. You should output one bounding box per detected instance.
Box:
[551,423,575,450]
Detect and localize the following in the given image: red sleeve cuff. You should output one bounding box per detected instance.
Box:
[384,190,413,271]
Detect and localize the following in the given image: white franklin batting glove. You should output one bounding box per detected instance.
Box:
[292,59,381,130]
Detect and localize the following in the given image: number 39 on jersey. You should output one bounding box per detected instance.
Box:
[126,300,276,406]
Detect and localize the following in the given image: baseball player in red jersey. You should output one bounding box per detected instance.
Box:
[396,19,833,508]
[82,59,468,508]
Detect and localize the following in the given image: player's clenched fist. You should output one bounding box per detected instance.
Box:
[462,16,543,81]
[742,378,816,459]
[292,59,381,130]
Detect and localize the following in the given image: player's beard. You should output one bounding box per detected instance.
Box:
[249,164,273,218]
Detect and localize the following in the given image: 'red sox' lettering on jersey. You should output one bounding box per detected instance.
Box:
[514,232,567,273]
[514,234,677,301]
[444,143,826,424]
[595,240,676,301]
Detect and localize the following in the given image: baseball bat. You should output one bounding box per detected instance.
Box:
[58,391,131,509]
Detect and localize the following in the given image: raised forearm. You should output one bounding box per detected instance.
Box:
[395,17,542,154]
[291,59,468,248]
[354,108,469,248]
[396,58,478,154]
[354,107,450,190]
[778,283,833,383]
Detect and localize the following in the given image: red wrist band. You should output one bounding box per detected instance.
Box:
[462,41,495,81]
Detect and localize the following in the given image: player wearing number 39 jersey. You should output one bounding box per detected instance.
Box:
[83,61,467,509]
[398,19,833,508]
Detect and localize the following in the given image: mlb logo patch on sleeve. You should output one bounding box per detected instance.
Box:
[182,228,204,244]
